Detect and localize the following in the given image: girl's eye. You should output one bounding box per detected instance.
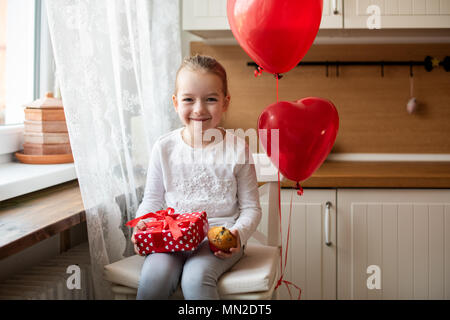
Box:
[206,97,218,102]
[182,98,193,102]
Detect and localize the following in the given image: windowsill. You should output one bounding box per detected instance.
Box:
[0,159,77,201]
[0,180,85,260]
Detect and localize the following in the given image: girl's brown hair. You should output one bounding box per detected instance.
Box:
[174,54,228,96]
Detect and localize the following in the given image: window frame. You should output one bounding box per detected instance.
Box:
[0,0,76,202]
[0,0,55,158]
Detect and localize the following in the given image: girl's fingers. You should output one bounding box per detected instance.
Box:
[214,241,242,259]
[229,229,241,247]
[214,249,235,259]
[214,252,227,259]
[229,247,239,254]
[134,244,142,256]
[137,221,146,230]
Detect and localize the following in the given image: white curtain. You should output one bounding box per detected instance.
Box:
[46,0,182,299]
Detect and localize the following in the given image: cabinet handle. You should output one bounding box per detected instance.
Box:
[332,0,339,15]
[325,201,332,246]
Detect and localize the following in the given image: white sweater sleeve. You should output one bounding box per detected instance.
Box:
[229,147,262,246]
[135,141,165,219]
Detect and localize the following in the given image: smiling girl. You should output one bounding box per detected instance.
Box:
[131,54,262,300]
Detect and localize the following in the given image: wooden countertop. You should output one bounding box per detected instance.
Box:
[0,180,85,260]
[277,161,450,188]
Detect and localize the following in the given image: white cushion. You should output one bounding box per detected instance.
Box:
[218,244,278,294]
[104,243,279,296]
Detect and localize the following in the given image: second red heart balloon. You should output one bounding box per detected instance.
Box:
[227,0,323,75]
[258,98,339,183]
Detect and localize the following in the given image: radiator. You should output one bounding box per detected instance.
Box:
[0,242,94,300]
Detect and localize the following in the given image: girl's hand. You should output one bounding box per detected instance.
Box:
[214,229,241,259]
[131,220,147,256]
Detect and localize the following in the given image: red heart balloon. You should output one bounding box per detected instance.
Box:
[258,98,339,182]
[227,0,323,74]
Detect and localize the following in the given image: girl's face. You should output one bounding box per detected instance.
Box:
[172,68,230,136]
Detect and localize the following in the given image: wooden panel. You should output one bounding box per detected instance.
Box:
[306,203,322,299]
[413,204,429,299]
[386,0,400,15]
[413,0,427,14]
[367,204,382,300]
[320,0,344,28]
[260,189,336,300]
[183,0,229,31]
[191,42,450,154]
[346,0,450,27]
[429,204,445,299]
[352,0,450,15]
[352,204,368,299]
[442,0,450,14]
[323,0,331,15]
[291,200,307,300]
[372,0,385,14]
[427,0,440,15]
[400,0,413,14]
[338,189,450,300]
[193,0,208,17]
[279,190,299,300]
[398,204,414,299]
[357,0,370,15]
[382,204,398,299]
[208,0,226,17]
[446,205,450,299]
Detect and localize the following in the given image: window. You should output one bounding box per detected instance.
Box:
[0,0,54,158]
[0,0,7,125]
[1,0,36,126]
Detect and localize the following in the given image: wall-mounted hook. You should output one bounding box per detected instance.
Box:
[441,56,450,72]
[381,61,384,77]
[274,73,283,80]
[424,56,433,72]
[336,61,339,78]
[407,63,417,114]
[326,61,329,77]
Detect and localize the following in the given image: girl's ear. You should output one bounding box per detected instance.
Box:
[223,95,230,112]
[172,94,178,111]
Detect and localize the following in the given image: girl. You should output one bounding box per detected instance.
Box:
[131,54,262,300]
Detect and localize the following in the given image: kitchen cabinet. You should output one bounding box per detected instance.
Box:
[345,0,450,29]
[259,188,337,300]
[322,0,344,28]
[182,0,450,35]
[182,0,229,31]
[182,0,343,34]
[337,189,450,300]
[258,187,450,300]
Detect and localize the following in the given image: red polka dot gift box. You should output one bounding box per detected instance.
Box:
[125,207,209,255]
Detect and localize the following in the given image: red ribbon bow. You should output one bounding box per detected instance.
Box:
[125,207,191,240]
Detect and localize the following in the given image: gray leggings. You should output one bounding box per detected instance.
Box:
[136,238,244,300]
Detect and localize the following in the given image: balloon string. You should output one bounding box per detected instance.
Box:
[274,170,302,300]
[254,66,263,78]
[276,170,283,287]
[272,70,301,299]
[276,74,279,102]
[296,182,304,196]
